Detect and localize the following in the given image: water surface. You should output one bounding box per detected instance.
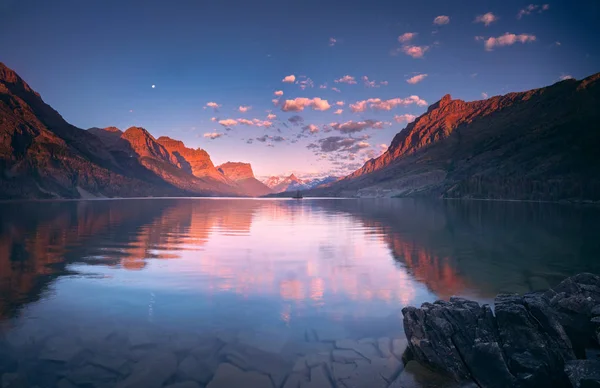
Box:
[1,198,599,387]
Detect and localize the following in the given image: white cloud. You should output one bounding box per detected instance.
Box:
[433,15,450,25]
[329,37,337,46]
[218,118,272,128]
[274,90,284,96]
[481,92,489,99]
[282,75,296,83]
[350,96,428,112]
[482,33,536,51]
[559,74,574,81]
[474,12,498,26]
[238,105,251,113]
[203,132,223,139]
[398,32,418,43]
[281,97,331,112]
[334,75,357,84]
[331,87,341,93]
[406,74,428,84]
[393,114,417,123]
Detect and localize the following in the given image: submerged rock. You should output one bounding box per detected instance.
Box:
[402,273,600,388]
[564,360,600,388]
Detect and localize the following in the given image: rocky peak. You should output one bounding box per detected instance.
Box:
[156,136,223,180]
[217,162,255,181]
[288,173,299,181]
[121,126,175,164]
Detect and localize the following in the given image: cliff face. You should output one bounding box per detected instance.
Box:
[217,162,273,196]
[0,62,261,199]
[311,73,600,201]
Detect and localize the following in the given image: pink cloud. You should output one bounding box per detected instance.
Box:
[272,98,280,105]
[281,97,331,112]
[267,113,277,120]
[210,117,217,122]
[274,90,283,96]
[517,4,549,19]
[398,32,418,43]
[203,132,223,139]
[483,33,536,51]
[394,114,417,123]
[474,12,498,26]
[433,15,450,25]
[218,119,238,127]
[336,101,344,106]
[406,74,428,84]
[329,37,337,46]
[334,75,357,84]
[331,87,341,93]
[380,81,389,86]
[238,105,251,113]
[350,96,427,112]
[205,102,221,110]
[402,45,430,58]
[481,92,489,99]
[334,109,343,115]
[304,124,320,134]
[282,75,296,83]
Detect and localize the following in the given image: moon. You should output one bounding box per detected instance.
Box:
[151,84,156,89]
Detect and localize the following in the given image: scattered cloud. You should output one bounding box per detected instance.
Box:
[329,37,337,46]
[482,33,536,51]
[350,96,427,112]
[555,41,561,46]
[330,120,384,134]
[282,74,296,83]
[517,4,549,19]
[281,97,331,112]
[334,109,343,115]
[334,75,357,85]
[302,124,320,134]
[398,32,418,43]
[210,117,217,122]
[203,132,223,139]
[481,92,489,99]
[380,81,389,86]
[474,12,498,26]
[393,114,417,123]
[297,77,314,90]
[362,76,387,88]
[309,136,371,153]
[401,45,430,58]
[272,98,280,105]
[288,115,305,125]
[238,105,251,113]
[559,74,574,81]
[267,113,277,120]
[331,87,341,93]
[319,83,328,89]
[218,118,238,127]
[205,102,221,111]
[406,74,428,84]
[433,15,450,25]
[335,101,345,106]
[274,90,284,96]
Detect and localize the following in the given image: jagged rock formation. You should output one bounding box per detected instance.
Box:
[0,62,265,199]
[307,73,600,201]
[217,162,272,197]
[402,273,600,388]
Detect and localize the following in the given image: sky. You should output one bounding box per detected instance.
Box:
[1,0,599,179]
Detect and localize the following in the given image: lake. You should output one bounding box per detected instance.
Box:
[1,198,599,388]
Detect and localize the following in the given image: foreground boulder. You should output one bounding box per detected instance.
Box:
[402,273,600,388]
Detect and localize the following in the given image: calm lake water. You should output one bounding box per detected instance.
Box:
[1,198,599,388]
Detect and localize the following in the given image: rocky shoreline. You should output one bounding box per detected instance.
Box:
[401,273,600,388]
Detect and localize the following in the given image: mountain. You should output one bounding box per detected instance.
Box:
[0,62,260,199]
[217,162,272,196]
[306,73,600,201]
[264,174,339,193]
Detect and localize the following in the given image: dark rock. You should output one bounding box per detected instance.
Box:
[564,360,600,388]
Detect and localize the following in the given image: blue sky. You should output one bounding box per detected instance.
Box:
[1,0,598,178]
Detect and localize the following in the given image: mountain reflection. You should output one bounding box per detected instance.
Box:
[1,198,599,322]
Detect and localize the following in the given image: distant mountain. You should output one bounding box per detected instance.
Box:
[0,62,261,199]
[217,162,272,197]
[306,73,600,201]
[264,174,339,193]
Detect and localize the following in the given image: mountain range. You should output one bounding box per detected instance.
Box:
[2,61,600,201]
[0,62,271,199]
[301,73,600,202]
[263,174,339,193]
